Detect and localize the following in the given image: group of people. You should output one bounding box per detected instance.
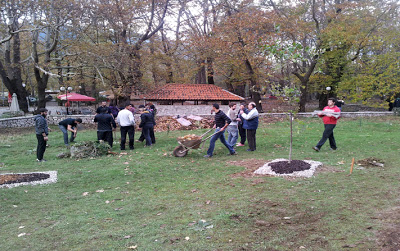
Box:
[204,102,259,158]
[33,102,157,162]
[34,109,82,162]
[34,98,341,162]
[204,98,342,157]
[94,101,156,150]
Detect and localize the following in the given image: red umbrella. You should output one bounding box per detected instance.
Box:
[57,92,96,101]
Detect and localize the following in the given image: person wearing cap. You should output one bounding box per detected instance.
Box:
[34,108,49,162]
[116,103,135,150]
[58,118,83,146]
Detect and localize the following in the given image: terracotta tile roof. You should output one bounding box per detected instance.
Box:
[143,84,244,101]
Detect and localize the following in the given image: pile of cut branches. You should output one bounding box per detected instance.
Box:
[57,141,111,159]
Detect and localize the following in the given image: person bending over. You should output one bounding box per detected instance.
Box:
[58,118,82,146]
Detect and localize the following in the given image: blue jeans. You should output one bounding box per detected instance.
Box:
[58,125,75,145]
[206,128,235,157]
[227,125,238,147]
[142,125,153,146]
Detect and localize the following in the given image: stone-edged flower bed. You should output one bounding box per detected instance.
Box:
[254,159,322,178]
[0,171,57,189]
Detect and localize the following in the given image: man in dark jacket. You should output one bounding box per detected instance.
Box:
[94,107,116,147]
[137,105,156,144]
[96,101,111,114]
[139,106,156,146]
[204,104,237,158]
[34,108,49,162]
[58,118,82,146]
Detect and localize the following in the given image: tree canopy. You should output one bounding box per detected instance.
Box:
[0,0,398,110]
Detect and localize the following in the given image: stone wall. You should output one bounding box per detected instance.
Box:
[0,115,96,129]
[0,111,394,129]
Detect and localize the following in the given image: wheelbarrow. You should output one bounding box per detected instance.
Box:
[172,128,217,157]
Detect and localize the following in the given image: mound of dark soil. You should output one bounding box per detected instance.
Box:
[270,160,311,174]
[0,173,50,185]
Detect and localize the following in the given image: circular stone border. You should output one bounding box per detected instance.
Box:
[0,171,57,189]
[254,159,323,178]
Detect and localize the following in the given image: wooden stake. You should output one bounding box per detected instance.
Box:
[350,158,355,175]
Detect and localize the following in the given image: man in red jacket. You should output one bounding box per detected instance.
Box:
[313,98,341,152]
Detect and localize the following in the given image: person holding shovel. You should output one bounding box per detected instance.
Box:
[204,104,237,158]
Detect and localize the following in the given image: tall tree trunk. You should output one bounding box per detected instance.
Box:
[299,79,308,112]
[226,82,234,92]
[166,63,173,83]
[194,59,207,84]
[91,69,98,100]
[207,57,214,84]
[243,59,262,112]
[293,56,318,112]
[0,29,28,112]
[236,83,246,98]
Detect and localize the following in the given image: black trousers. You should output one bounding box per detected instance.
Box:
[36,134,47,160]
[138,127,155,144]
[120,126,135,150]
[97,131,113,147]
[247,129,257,151]
[238,123,246,144]
[316,124,337,149]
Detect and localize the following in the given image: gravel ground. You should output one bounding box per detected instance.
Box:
[254,159,322,178]
[0,171,57,189]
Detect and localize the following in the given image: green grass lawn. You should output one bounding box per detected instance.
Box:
[1,116,400,250]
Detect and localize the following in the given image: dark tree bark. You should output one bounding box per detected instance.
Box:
[0,17,28,112]
[243,59,262,112]
[194,59,207,84]
[207,57,214,84]
[120,0,170,101]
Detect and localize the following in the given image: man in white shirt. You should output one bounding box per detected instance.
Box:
[116,103,135,150]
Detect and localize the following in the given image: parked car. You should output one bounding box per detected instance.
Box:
[80,107,93,115]
[28,96,37,105]
[45,95,54,102]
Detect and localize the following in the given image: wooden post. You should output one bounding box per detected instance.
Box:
[350,158,355,175]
